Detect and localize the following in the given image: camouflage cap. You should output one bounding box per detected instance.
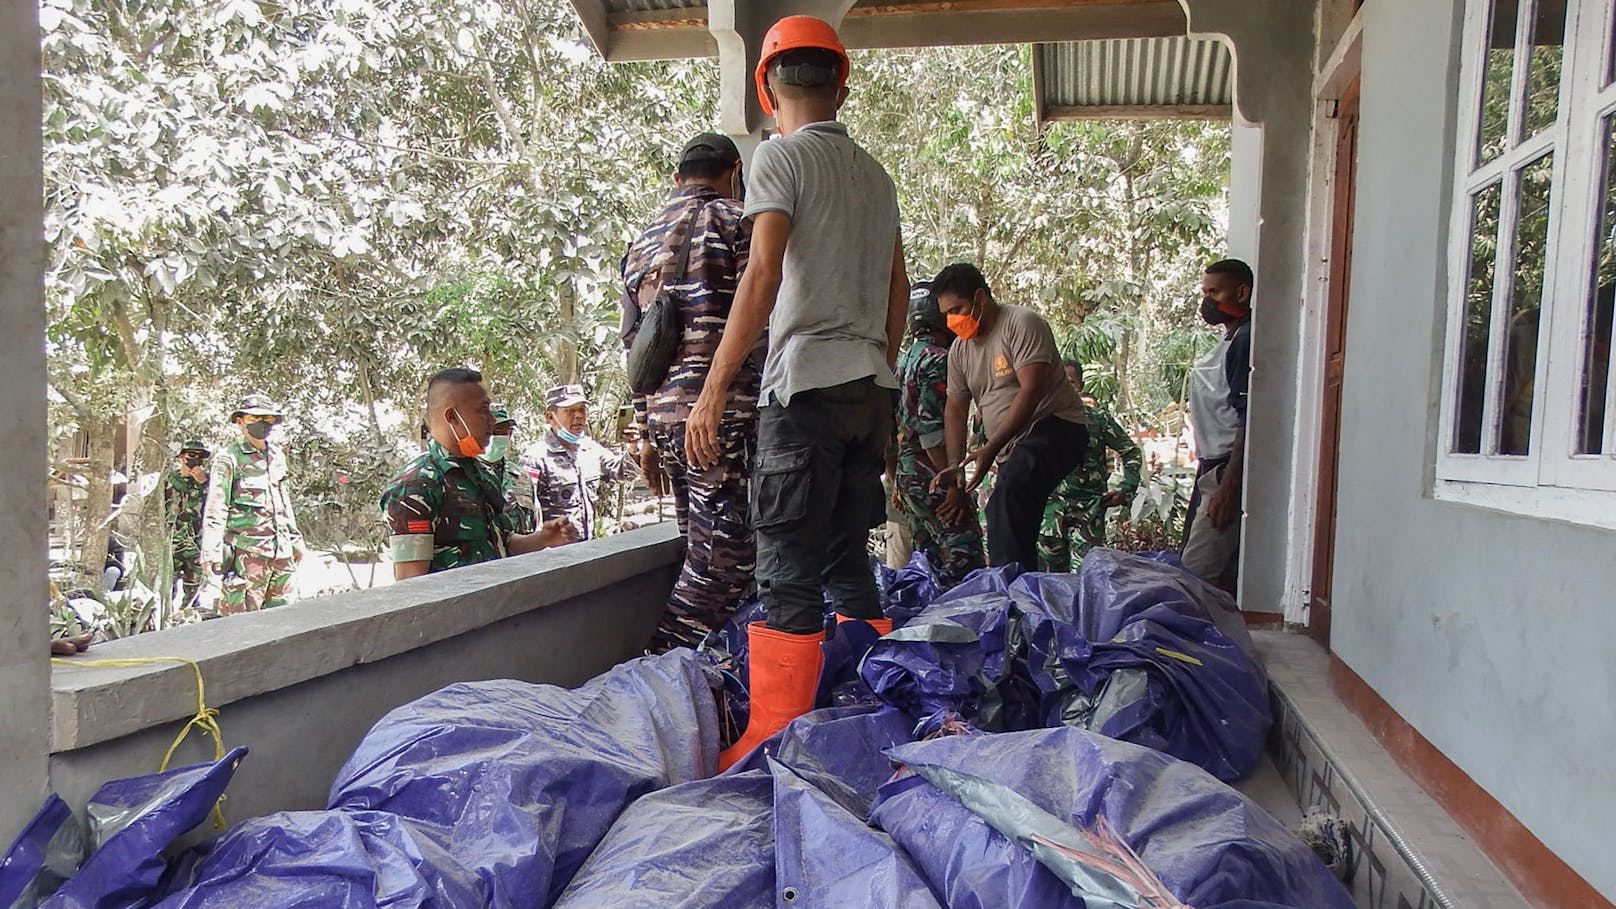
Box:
[230,393,282,420]
[545,384,588,409]
[490,403,515,427]
[179,439,210,455]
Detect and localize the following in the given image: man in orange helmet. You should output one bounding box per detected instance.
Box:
[685,15,910,770]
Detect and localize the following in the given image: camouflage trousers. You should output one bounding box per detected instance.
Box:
[1037,493,1109,574]
[173,550,203,609]
[221,552,297,615]
[895,468,985,588]
[648,419,756,651]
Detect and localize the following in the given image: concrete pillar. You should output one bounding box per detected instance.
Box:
[1227,121,1264,266]
[0,0,51,845]
[709,0,857,140]
[1180,0,1317,613]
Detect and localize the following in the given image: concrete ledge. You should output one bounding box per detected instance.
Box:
[49,524,683,752]
[1255,631,1534,909]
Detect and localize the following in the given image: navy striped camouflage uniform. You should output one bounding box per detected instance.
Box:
[622,178,758,651]
[380,439,509,574]
[895,289,985,587]
[527,384,638,543]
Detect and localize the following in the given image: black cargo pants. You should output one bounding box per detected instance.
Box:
[984,416,1088,569]
[753,378,894,634]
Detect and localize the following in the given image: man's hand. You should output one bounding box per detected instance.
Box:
[640,439,666,496]
[936,487,972,524]
[932,447,996,495]
[1101,491,1127,508]
[686,392,724,471]
[538,517,579,548]
[1206,477,1241,530]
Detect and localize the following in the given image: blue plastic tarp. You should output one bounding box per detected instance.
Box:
[150,809,485,909]
[0,796,81,909]
[40,748,245,909]
[550,771,776,909]
[326,650,721,907]
[862,551,1271,780]
[877,727,1356,909]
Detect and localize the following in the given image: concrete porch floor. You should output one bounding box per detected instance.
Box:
[1252,630,1536,909]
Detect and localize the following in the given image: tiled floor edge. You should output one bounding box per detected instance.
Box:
[1267,678,1461,909]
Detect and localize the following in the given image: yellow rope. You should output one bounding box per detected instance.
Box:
[52,656,229,829]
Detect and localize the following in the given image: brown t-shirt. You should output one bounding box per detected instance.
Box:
[948,304,1087,452]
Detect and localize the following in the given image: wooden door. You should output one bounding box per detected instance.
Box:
[1309,79,1360,648]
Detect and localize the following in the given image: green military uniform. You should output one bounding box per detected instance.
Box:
[895,326,985,588]
[165,440,209,608]
[200,433,304,614]
[484,405,537,537]
[1037,403,1142,573]
[381,439,509,574]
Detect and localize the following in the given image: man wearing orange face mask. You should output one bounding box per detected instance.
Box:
[382,368,576,580]
[930,263,1089,571]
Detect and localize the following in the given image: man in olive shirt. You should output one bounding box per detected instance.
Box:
[932,263,1088,569]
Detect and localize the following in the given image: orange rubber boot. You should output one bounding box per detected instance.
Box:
[717,623,825,772]
[836,613,894,636]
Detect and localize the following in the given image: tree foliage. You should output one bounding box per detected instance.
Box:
[43,2,1230,612]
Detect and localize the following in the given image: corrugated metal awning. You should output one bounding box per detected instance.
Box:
[603,0,703,12]
[1033,36,1233,122]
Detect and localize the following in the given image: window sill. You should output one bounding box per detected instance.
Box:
[1432,478,1616,532]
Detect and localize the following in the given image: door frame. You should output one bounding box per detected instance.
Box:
[1279,13,1362,639]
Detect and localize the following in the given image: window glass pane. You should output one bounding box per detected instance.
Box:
[1498,154,1553,455]
[1522,0,1566,137]
[1477,0,1519,165]
[1577,118,1616,454]
[1455,183,1504,453]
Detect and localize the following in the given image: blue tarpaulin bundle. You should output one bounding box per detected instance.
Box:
[149,651,719,909]
[15,548,1343,908]
[862,550,1271,780]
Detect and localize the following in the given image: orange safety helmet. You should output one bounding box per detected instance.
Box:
[754,15,850,117]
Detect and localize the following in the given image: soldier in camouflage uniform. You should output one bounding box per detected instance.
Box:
[895,281,985,587]
[1037,360,1143,572]
[621,132,757,650]
[527,384,639,544]
[166,439,210,608]
[200,394,305,614]
[483,404,536,536]
[382,369,574,579]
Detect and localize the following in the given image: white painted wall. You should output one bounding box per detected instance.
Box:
[1334,0,1616,898]
[0,0,50,849]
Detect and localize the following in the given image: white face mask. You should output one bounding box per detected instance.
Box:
[479,435,511,463]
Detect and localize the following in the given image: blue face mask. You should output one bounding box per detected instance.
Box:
[556,426,585,445]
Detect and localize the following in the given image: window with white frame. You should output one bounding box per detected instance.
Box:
[1439,0,1616,508]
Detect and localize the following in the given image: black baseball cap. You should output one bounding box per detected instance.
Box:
[679,132,742,166]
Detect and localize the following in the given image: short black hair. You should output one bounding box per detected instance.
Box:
[771,47,842,86]
[677,158,734,181]
[427,367,483,392]
[1205,258,1255,289]
[930,262,992,302]
[426,368,484,409]
[1062,358,1083,385]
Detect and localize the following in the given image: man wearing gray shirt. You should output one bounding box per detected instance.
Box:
[931,263,1089,570]
[686,15,909,770]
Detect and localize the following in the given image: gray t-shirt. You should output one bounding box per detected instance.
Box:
[948,303,1088,450]
[744,121,900,406]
